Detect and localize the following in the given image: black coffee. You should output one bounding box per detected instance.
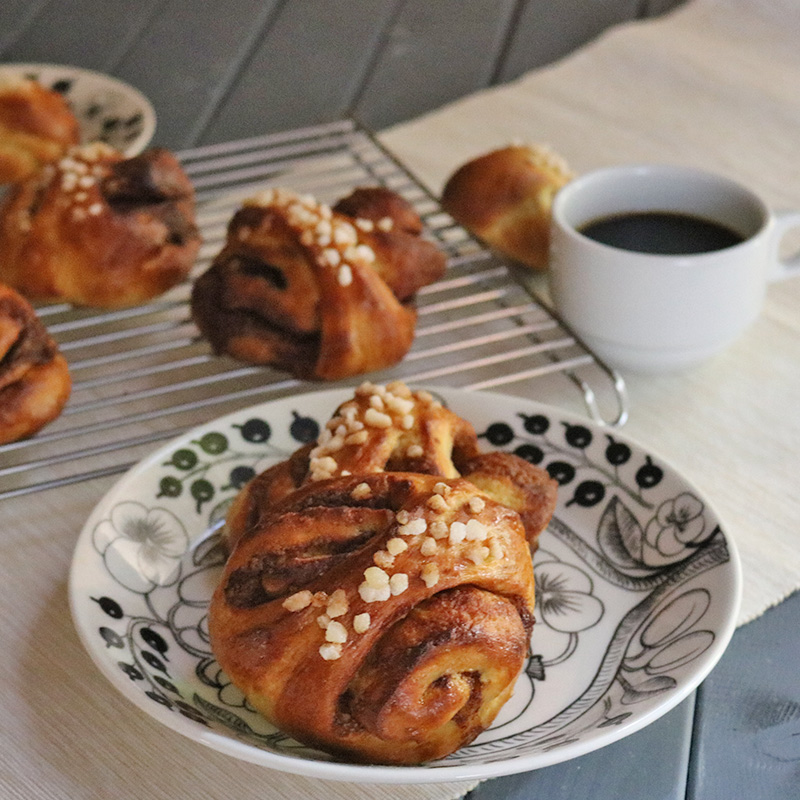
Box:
[578,211,744,255]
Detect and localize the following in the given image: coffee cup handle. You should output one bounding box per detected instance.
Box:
[769,210,800,282]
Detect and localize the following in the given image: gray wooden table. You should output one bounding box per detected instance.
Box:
[3,2,798,798]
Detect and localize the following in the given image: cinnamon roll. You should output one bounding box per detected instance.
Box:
[0,143,200,308]
[190,187,446,380]
[210,381,558,763]
[0,283,71,444]
[210,471,538,764]
[0,76,80,184]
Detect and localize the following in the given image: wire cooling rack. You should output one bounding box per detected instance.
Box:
[0,118,627,500]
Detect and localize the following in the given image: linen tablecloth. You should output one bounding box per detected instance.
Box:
[382,0,800,632]
[3,1,799,798]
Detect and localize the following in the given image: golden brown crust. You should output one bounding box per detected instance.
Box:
[0,283,71,443]
[209,471,536,764]
[211,381,558,763]
[344,585,527,746]
[0,78,80,184]
[222,383,482,551]
[454,451,557,554]
[332,186,423,235]
[190,187,446,381]
[0,144,201,308]
[441,144,574,270]
[223,382,556,554]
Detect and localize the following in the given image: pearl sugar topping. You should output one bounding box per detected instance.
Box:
[281,381,504,661]
[308,380,426,482]
[53,144,115,224]
[247,188,382,288]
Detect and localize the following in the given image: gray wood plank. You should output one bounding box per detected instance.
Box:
[112,0,281,150]
[0,0,678,149]
[497,0,642,82]
[353,0,517,130]
[0,0,53,55]
[688,589,800,800]
[197,0,402,145]
[642,0,688,16]
[466,695,694,800]
[0,0,166,71]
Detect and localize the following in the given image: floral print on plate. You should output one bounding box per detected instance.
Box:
[69,387,741,782]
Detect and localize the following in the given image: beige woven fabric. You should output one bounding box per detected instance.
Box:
[383,0,800,630]
[3,1,799,797]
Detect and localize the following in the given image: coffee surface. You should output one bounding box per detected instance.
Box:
[579,211,744,255]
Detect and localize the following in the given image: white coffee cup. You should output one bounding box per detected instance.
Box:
[548,164,800,373]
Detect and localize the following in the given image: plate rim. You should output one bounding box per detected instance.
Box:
[0,61,156,155]
[68,385,742,784]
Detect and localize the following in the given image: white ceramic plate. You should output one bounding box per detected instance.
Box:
[0,63,156,155]
[69,387,741,784]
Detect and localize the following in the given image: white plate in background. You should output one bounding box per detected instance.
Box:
[0,62,156,155]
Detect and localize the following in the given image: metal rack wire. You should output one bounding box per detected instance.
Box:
[0,119,627,500]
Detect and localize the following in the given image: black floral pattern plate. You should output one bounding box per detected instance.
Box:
[68,387,741,783]
[0,63,156,155]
